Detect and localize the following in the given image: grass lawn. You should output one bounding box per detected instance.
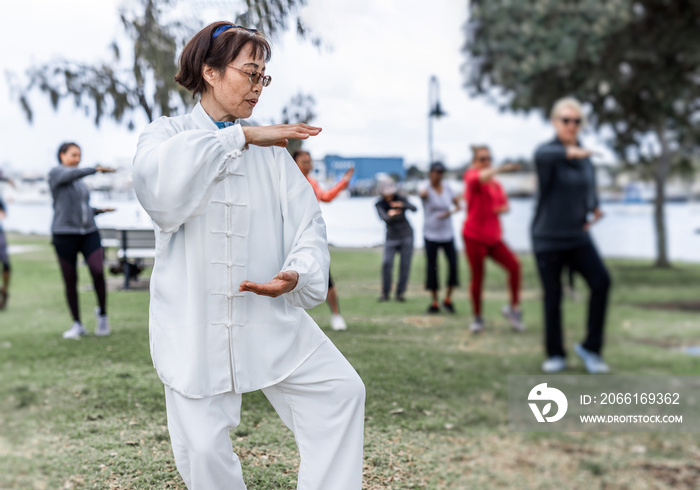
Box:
[1,233,699,489]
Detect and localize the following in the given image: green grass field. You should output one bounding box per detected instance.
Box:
[1,233,699,489]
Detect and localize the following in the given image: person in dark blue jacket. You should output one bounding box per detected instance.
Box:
[532,97,611,374]
[375,179,417,302]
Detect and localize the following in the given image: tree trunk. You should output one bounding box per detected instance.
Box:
[653,127,672,268]
[653,172,670,268]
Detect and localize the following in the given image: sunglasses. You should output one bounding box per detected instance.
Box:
[478,156,492,162]
[560,117,582,126]
[212,24,259,39]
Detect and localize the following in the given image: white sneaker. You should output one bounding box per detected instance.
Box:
[63,321,87,339]
[469,318,484,333]
[331,314,347,331]
[574,344,610,374]
[502,305,525,332]
[95,308,111,337]
[541,356,567,373]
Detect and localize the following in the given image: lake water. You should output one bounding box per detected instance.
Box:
[3,197,700,263]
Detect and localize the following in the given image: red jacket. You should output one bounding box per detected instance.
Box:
[462,168,507,245]
[307,176,348,203]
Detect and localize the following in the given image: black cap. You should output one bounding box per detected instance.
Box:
[430,161,446,172]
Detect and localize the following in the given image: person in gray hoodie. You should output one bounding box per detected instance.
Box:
[49,142,115,339]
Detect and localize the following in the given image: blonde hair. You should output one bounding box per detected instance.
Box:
[550,97,587,127]
[470,144,490,162]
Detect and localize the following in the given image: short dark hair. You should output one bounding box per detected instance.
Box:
[292,149,310,162]
[57,142,80,164]
[175,21,272,97]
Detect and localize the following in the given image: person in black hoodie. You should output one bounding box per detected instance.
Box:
[532,97,611,374]
[375,179,417,302]
[48,142,115,339]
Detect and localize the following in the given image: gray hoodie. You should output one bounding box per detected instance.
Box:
[48,165,98,235]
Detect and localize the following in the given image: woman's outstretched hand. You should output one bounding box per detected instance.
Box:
[239,270,299,297]
[566,146,594,160]
[242,124,322,148]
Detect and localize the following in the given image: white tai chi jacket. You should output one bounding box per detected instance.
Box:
[133,102,330,398]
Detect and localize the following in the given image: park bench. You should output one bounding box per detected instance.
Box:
[100,227,156,290]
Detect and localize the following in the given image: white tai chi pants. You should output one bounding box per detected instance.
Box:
[164,339,366,489]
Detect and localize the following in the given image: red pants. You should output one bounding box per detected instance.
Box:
[464,236,520,317]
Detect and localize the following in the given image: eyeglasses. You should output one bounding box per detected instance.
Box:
[478,156,492,162]
[560,117,582,126]
[229,65,272,87]
[212,24,258,39]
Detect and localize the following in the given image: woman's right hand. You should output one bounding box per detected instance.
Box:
[242,124,322,148]
[498,163,521,173]
[566,146,593,160]
[96,165,116,173]
[342,167,355,183]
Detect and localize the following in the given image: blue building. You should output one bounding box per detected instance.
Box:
[324,155,405,183]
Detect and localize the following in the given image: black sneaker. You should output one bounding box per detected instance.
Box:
[378,294,390,302]
[442,301,455,314]
[427,304,440,314]
[395,295,406,302]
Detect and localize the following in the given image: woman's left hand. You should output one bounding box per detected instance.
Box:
[584,207,604,230]
[239,270,299,297]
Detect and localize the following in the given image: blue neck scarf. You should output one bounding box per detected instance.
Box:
[209,116,236,130]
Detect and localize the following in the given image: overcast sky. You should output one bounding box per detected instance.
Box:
[0,0,613,174]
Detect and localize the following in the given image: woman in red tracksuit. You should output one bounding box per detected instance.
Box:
[462,145,523,333]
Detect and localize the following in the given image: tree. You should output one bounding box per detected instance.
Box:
[10,0,318,129]
[280,92,316,156]
[464,0,700,267]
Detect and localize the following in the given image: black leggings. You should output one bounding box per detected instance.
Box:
[424,238,459,291]
[52,231,107,323]
[535,241,611,357]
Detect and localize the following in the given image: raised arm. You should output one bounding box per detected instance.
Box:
[402,196,417,212]
[134,120,321,233]
[375,201,392,224]
[48,166,97,190]
[133,120,246,233]
[311,177,348,203]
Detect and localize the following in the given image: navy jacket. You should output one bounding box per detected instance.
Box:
[375,194,417,241]
[531,138,598,252]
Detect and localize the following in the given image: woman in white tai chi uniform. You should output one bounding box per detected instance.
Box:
[133,21,365,490]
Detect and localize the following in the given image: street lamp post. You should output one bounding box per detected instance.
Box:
[428,75,447,165]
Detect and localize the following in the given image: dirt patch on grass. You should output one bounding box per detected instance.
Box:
[634,301,700,312]
[631,337,687,349]
[402,316,446,329]
[638,461,700,488]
